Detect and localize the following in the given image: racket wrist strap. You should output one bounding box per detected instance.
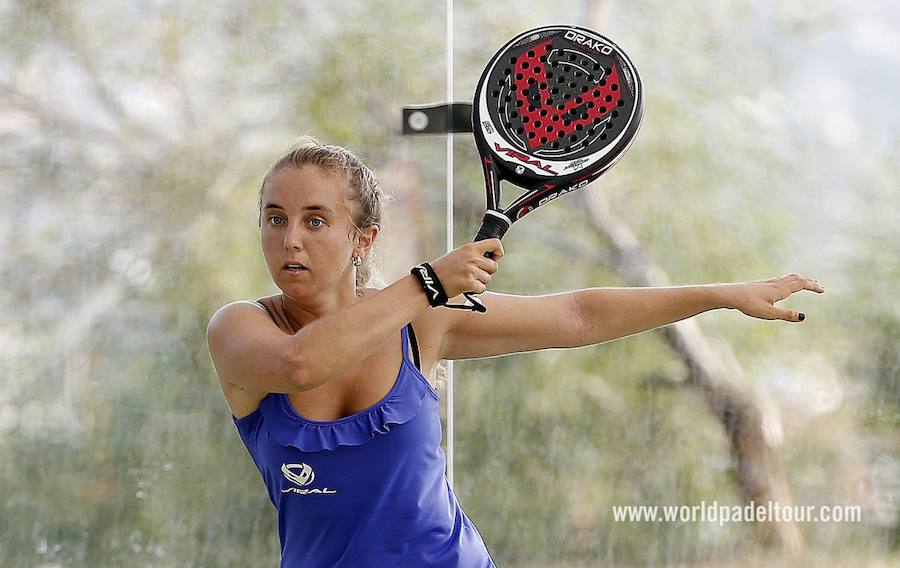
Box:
[410,263,486,313]
[410,263,449,308]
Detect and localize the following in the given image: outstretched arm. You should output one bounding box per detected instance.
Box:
[437,274,824,360]
[573,273,825,347]
[437,290,583,360]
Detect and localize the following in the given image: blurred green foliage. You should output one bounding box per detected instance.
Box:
[0,0,896,566]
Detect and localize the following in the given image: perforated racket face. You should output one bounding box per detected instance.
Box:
[473,26,643,189]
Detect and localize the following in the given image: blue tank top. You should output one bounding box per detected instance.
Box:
[231,309,497,568]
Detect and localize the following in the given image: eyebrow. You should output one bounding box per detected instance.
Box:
[263,203,335,214]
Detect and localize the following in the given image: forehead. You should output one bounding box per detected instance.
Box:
[262,165,349,213]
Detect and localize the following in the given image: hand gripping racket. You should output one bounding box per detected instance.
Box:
[453,25,644,313]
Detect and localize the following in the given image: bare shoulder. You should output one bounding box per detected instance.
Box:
[207,299,280,419]
[211,298,268,318]
[207,300,272,346]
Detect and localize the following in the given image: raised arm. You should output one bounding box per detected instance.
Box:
[207,239,504,394]
[291,240,503,389]
[289,275,431,389]
[206,275,431,395]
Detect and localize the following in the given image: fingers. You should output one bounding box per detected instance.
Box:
[782,273,825,294]
[468,271,489,294]
[477,238,504,260]
[466,239,503,294]
[772,274,821,322]
[469,255,494,294]
[473,240,501,279]
[771,307,806,323]
[474,267,492,288]
[739,275,820,324]
[475,255,499,274]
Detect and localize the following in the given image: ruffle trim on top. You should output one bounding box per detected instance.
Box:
[258,362,440,452]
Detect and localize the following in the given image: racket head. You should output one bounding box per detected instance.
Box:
[472,25,643,220]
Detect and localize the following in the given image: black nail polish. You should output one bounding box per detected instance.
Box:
[798,312,806,321]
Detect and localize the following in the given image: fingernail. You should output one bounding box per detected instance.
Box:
[798,312,806,322]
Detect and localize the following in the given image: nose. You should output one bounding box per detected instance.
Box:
[283,220,304,251]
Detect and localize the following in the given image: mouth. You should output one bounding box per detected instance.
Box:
[283,263,307,273]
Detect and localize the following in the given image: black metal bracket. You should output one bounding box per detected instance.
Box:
[401,102,473,134]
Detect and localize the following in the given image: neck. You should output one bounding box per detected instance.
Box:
[281,284,365,328]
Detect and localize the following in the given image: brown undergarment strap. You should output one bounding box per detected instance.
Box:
[254,299,290,331]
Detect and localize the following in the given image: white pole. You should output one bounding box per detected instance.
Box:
[445,0,455,488]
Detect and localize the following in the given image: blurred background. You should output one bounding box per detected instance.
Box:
[1,0,897,566]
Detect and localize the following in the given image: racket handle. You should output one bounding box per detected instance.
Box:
[448,211,510,312]
[443,211,508,312]
[473,211,510,241]
[473,211,511,260]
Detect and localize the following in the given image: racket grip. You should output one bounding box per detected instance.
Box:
[473,211,510,241]
[473,211,510,259]
[451,211,508,311]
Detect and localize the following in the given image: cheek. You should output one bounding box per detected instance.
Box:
[260,229,282,253]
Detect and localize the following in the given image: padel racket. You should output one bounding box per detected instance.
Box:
[455,25,644,312]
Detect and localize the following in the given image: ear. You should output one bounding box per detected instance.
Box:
[356,224,379,256]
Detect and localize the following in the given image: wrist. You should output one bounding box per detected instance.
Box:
[712,283,742,310]
[410,262,449,307]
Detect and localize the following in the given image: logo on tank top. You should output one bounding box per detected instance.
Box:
[280,463,338,495]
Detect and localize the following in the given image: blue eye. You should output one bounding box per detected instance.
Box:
[267,216,325,228]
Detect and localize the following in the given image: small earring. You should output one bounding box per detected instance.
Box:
[352,255,362,267]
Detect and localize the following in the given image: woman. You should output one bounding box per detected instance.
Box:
[206,137,824,567]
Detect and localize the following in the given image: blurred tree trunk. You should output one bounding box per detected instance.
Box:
[584,0,804,556]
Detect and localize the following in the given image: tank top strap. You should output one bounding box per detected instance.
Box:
[403,323,422,371]
[254,297,299,334]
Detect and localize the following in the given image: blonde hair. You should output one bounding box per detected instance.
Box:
[258,136,392,293]
[258,137,447,390]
